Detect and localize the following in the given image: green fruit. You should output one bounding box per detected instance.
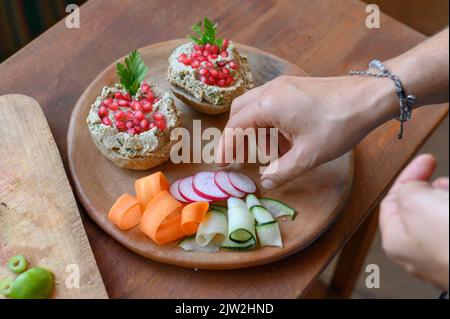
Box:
[0,278,14,297]
[9,267,53,299]
[7,255,28,274]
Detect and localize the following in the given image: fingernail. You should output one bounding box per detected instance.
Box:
[261,179,275,190]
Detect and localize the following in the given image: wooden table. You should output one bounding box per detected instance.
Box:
[0,0,447,298]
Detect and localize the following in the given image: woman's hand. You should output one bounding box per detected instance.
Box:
[379,154,449,291]
[217,75,396,189]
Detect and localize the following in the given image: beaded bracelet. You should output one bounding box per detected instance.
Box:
[349,59,416,139]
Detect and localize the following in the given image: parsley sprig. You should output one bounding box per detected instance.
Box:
[188,18,223,47]
[116,50,148,96]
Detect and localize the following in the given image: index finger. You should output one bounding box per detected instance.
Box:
[216,104,266,165]
[386,154,436,198]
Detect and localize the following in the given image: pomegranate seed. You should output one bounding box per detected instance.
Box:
[191,51,198,58]
[209,69,219,77]
[200,76,208,83]
[205,43,212,52]
[191,60,200,68]
[140,118,150,130]
[220,51,228,58]
[133,118,141,126]
[126,121,134,129]
[217,61,226,67]
[205,61,213,68]
[222,67,230,75]
[225,76,234,85]
[209,76,216,84]
[183,58,192,65]
[152,112,164,121]
[153,98,160,103]
[142,101,153,113]
[118,99,128,107]
[125,111,134,121]
[149,122,156,129]
[103,98,113,106]
[114,92,123,99]
[197,56,206,62]
[229,61,239,70]
[134,125,142,133]
[127,127,136,135]
[212,54,218,59]
[141,83,150,93]
[194,44,204,51]
[131,101,143,112]
[216,71,224,79]
[114,110,125,121]
[207,55,214,61]
[222,38,229,50]
[116,121,126,131]
[134,110,145,121]
[102,117,111,126]
[202,50,209,57]
[210,45,219,54]
[109,101,119,111]
[178,53,187,62]
[98,106,108,118]
[217,79,226,87]
[199,68,209,76]
[155,120,166,130]
[122,93,131,101]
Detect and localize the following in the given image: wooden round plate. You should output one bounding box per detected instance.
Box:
[67,39,354,270]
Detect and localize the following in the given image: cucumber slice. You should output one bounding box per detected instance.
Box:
[256,221,283,248]
[179,236,220,252]
[227,197,248,210]
[230,229,253,243]
[260,198,296,220]
[245,194,261,209]
[250,205,274,224]
[196,210,228,246]
[221,237,256,250]
[209,204,228,215]
[227,198,256,243]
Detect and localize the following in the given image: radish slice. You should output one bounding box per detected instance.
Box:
[170,179,187,203]
[193,172,229,201]
[228,172,257,194]
[178,176,212,203]
[214,171,246,197]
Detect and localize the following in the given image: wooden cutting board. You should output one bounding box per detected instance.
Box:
[0,95,107,298]
[67,40,354,270]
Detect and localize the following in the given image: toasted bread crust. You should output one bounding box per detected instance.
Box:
[89,135,174,170]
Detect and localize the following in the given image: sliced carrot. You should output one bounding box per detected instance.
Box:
[154,213,186,245]
[108,194,141,230]
[117,205,142,230]
[135,172,170,211]
[139,191,184,244]
[181,202,209,235]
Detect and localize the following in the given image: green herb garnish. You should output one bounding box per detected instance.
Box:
[116,50,148,96]
[188,17,223,47]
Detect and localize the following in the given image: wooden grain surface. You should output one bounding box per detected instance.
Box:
[67,39,353,269]
[0,0,447,298]
[0,95,108,299]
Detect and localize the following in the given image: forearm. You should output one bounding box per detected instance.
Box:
[357,28,449,130]
[387,28,449,105]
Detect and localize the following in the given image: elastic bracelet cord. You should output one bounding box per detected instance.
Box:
[349,59,416,139]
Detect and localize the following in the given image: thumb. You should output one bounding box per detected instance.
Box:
[260,144,312,189]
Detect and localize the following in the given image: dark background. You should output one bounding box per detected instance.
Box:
[0,0,86,61]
